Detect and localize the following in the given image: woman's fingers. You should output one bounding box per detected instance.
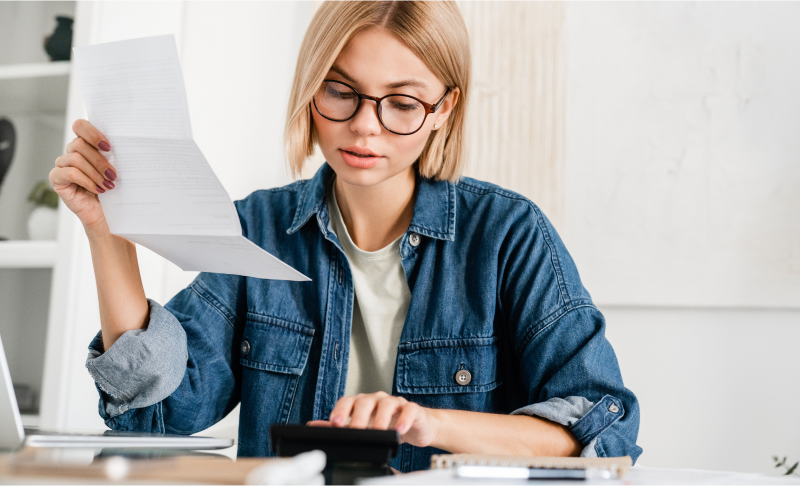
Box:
[372,397,403,430]
[328,393,418,434]
[394,402,420,435]
[72,119,112,153]
[329,395,356,427]
[56,152,110,191]
[306,420,334,427]
[348,395,379,429]
[321,394,433,448]
[50,166,105,195]
[67,136,118,183]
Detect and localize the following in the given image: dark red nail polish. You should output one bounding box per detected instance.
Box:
[95,185,105,194]
[103,180,115,190]
[98,141,111,152]
[105,168,117,181]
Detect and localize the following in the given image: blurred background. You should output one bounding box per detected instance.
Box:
[0,0,797,475]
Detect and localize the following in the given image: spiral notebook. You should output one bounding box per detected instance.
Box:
[430,454,632,479]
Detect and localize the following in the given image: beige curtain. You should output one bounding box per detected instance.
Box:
[302,2,565,227]
[458,1,565,228]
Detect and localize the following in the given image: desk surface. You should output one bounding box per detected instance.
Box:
[362,467,800,485]
[0,448,275,484]
[3,450,800,485]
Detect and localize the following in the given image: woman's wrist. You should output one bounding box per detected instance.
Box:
[424,407,448,450]
[83,218,112,242]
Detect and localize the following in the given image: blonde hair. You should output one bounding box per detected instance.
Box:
[284,1,471,181]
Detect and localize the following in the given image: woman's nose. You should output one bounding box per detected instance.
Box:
[348,99,382,137]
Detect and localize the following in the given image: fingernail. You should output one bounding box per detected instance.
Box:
[95,185,105,194]
[396,423,405,434]
[103,180,115,190]
[332,416,343,425]
[98,141,111,152]
[105,168,117,181]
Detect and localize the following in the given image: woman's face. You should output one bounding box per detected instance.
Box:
[311,27,458,188]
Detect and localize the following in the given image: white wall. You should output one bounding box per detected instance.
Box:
[604,305,800,474]
[563,2,800,309]
[563,2,800,475]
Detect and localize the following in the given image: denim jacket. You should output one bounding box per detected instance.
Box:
[86,163,642,472]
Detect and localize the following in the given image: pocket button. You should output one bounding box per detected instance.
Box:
[608,403,620,413]
[409,233,421,247]
[241,340,251,356]
[455,370,472,386]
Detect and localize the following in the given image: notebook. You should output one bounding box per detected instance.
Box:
[430,453,632,479]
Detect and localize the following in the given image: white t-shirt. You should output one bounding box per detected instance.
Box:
[327,183,411,396]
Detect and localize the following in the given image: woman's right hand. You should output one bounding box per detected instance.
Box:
[49,119,118,234]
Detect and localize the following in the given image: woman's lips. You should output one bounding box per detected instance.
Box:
[339,149,382,169]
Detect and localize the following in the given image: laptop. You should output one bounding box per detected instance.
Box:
[0,333,233,451]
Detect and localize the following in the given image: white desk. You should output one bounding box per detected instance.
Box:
[361,467,800,485]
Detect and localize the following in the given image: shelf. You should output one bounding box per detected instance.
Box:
[21,414,40,428]
[0,61,71,80]
[0,241,58,268]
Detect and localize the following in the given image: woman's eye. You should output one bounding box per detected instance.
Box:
[390,100,421,111]
[327,86,356,99]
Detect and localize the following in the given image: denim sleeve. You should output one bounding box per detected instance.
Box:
[510,397,598,458]
[86,272,246,435]
[86,299,188,417]
[499,204,642,462]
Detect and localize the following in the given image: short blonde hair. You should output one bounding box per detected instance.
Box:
[284,1,471,181]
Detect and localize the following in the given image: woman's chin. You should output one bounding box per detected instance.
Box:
[328,159,389,187]
[326,155,417,190]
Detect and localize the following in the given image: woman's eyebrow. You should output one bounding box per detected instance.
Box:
[386,78,429,90]
[330,65,357,84]
[329,65,429,90]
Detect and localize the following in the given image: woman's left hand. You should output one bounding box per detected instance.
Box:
[307,392,440,448]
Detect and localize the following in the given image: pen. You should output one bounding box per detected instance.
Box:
[454,465,587,480]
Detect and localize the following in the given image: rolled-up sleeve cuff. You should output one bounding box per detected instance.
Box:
[511,395,624,458]
[85,299,188,418]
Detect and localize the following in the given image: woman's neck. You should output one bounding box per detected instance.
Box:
[334,166,416,252]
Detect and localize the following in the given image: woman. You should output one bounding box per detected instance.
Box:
[50,1,641,472]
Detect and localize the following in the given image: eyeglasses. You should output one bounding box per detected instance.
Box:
[313,80,451,136]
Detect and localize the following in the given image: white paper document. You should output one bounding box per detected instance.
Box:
[74,35,309,281]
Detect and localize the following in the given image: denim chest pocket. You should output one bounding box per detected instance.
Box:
[240,313,315,375]
[395,337,501,395]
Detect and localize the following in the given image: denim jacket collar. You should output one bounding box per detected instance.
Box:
[286,162,456,242]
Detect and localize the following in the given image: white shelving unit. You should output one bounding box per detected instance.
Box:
[0,2,77,421]
[0,241,58,268]
[0,61,71,80]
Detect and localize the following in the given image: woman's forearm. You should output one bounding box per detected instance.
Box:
[86,225,150,351]
[427,408,582,457]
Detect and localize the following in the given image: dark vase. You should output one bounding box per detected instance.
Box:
[44,16,74,61]
[0,118,15,189]
[0,118,15,241]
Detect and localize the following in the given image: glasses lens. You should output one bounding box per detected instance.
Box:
[380,95,426,134]
[315,81,358,121]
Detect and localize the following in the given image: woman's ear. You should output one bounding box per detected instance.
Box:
[433,87,460,129]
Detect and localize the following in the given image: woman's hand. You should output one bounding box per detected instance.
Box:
[307,392,440,448]
[309,394,582,457]
[49,119,117,234]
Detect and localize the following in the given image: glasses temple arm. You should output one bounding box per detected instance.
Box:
[431,87,452,112]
